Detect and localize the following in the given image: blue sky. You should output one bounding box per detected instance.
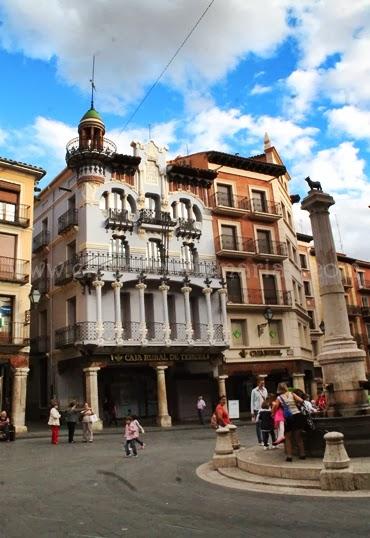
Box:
[0,0,369,257]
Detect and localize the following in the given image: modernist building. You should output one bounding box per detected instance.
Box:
[28,106,229,425]
[172,135,314,412]
[0,156,45,431]
[298,234,370,375]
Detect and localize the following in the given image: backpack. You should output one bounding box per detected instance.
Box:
[278,395,293,419]
[210,412,218,429]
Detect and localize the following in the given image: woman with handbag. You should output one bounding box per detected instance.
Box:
[274,383,305,462]
[48,401,61,445]
[80,402,94,443]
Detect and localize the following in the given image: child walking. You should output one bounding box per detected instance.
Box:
[257,400,276,450]
[272,394,285,445]
[124,417,138,457]
[131,415,145,449]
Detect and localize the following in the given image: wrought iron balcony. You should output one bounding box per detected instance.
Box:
[358,279,370,292]
[0,203,30,228]
[55,321,225,348]
[30,335,49,354]
[33,230,50,253]
[175,218,201,240]
[66,136,117,157]
[137,208,176,227]
[77,251,217,278]
[0,321,29,346]
[104,208,134,232]
[250,198,281,219]
[342,276,353,288]
[58,208,78,234]
[346,304,361,316]
[361,306,370,318]
[253,239,287,259]
[0,257,29,284]
[54,258,78,286]
[211,192,250,214]
[227,288,292,307]
[215,234,255,257]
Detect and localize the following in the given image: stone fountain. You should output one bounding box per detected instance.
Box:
[301,183,370,456]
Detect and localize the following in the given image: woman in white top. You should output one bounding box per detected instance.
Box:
[275,383,305,462]
[48,401,61,445]
[80,402,94,443]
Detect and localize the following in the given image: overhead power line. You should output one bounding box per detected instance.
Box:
[118,0,215,135]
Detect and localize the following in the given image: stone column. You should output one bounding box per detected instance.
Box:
[218,288,229,341]
[11,367,29,433]
[156,366,172,427]
[292,373,306,392]
[181,285,193,343]
[202,286,214,343]
[112,281,123,344]
[159,282,171,345]
[93,279,105,344]
[136,282,148,344]
[137,169,145,208]
[218,375,228,400]
[310,378,318,400]
[83,366,102,431]
[302,191,369,416]
[212,427,236,469]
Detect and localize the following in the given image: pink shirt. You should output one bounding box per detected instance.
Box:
[124,423,139,440]
[273,406,284,424]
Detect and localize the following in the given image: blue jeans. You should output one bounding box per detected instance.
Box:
[125,439,137,456]
[254,412,262,443]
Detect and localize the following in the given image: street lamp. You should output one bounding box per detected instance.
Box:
[29,287,41,308]
[257,307,274,337]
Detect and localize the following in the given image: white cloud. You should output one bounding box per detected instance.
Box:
[326,105,370,140]
[250,84,272,95]
[284,69,320,119]
[0,0,292,113]
[0,128,7,145]
[291,141,370,259]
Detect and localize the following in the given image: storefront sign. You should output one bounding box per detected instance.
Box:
[110,352,223,363]
[228,400,240,419]
[249,349,282,357]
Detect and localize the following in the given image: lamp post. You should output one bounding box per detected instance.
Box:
[29,287,41,308]
[257,307,273,337]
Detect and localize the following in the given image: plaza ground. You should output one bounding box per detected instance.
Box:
[1,426,370,538]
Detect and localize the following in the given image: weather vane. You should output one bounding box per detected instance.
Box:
[90,55,96,109]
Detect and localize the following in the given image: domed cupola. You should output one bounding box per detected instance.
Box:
[78,106,105,151]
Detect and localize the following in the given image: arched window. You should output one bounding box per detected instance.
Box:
[125,194,136,218]
[147,238,163,270]
[111,189,124,211]
[99,192,109,211]
[193,204,202,222]
[171,201,178,219]
[110,235,130,268]
[179,199,191,220]
[181,242,196,272]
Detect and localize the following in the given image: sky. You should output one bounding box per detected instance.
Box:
[0,0,369,258]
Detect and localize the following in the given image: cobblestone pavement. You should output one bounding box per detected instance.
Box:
[1,426,369,537]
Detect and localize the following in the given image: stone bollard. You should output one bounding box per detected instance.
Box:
[320,432,356,491]
[212,426,236,469]
[228,424,241,450]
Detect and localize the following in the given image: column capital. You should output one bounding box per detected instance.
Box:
[111,281,123,289]
[202,287,213,295]
[159,284,170,292]
[218,374,228,380]
[93,279,105,288]
[156,365,168,372]
[292,372,305,378]
[181,286,192,294]
[218,288,228,296]
[13,367,30,376]
[83,366,101,374]
[301,191,335,214]
[136,282,147,291]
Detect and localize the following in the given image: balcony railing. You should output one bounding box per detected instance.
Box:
[30,335,49,354]
[54,258,78,285]
[215,234,255,254]
[342,276,353,288]
[66,136,117,156]
[251,198,281,216]
[227,288,292,306]
[211,192,250,211]
[346,304,361,316]
[137,209,176,227]
[77,251,217,278]
[0,257,29,284]
[361,306,370,318]
[254,239,287,257]
[33,230,50,252]
[104,209,134,232]
[58,208,78,234]
[175,218,202,240]
[0,203,30,228]
[0,322,28,346]
[55,321,225,348]
[358,280,370,291]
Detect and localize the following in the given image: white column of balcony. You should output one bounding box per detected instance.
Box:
[159,281,171,345]
[202,286,214,343]
[136,281,148,344]
[112,280,123,344]
[11,367,29,433]
[93,279,105,344]
[218,287,229,342]
[155,365,172,427]
[181,284,193,343]
[83,366,102,430]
